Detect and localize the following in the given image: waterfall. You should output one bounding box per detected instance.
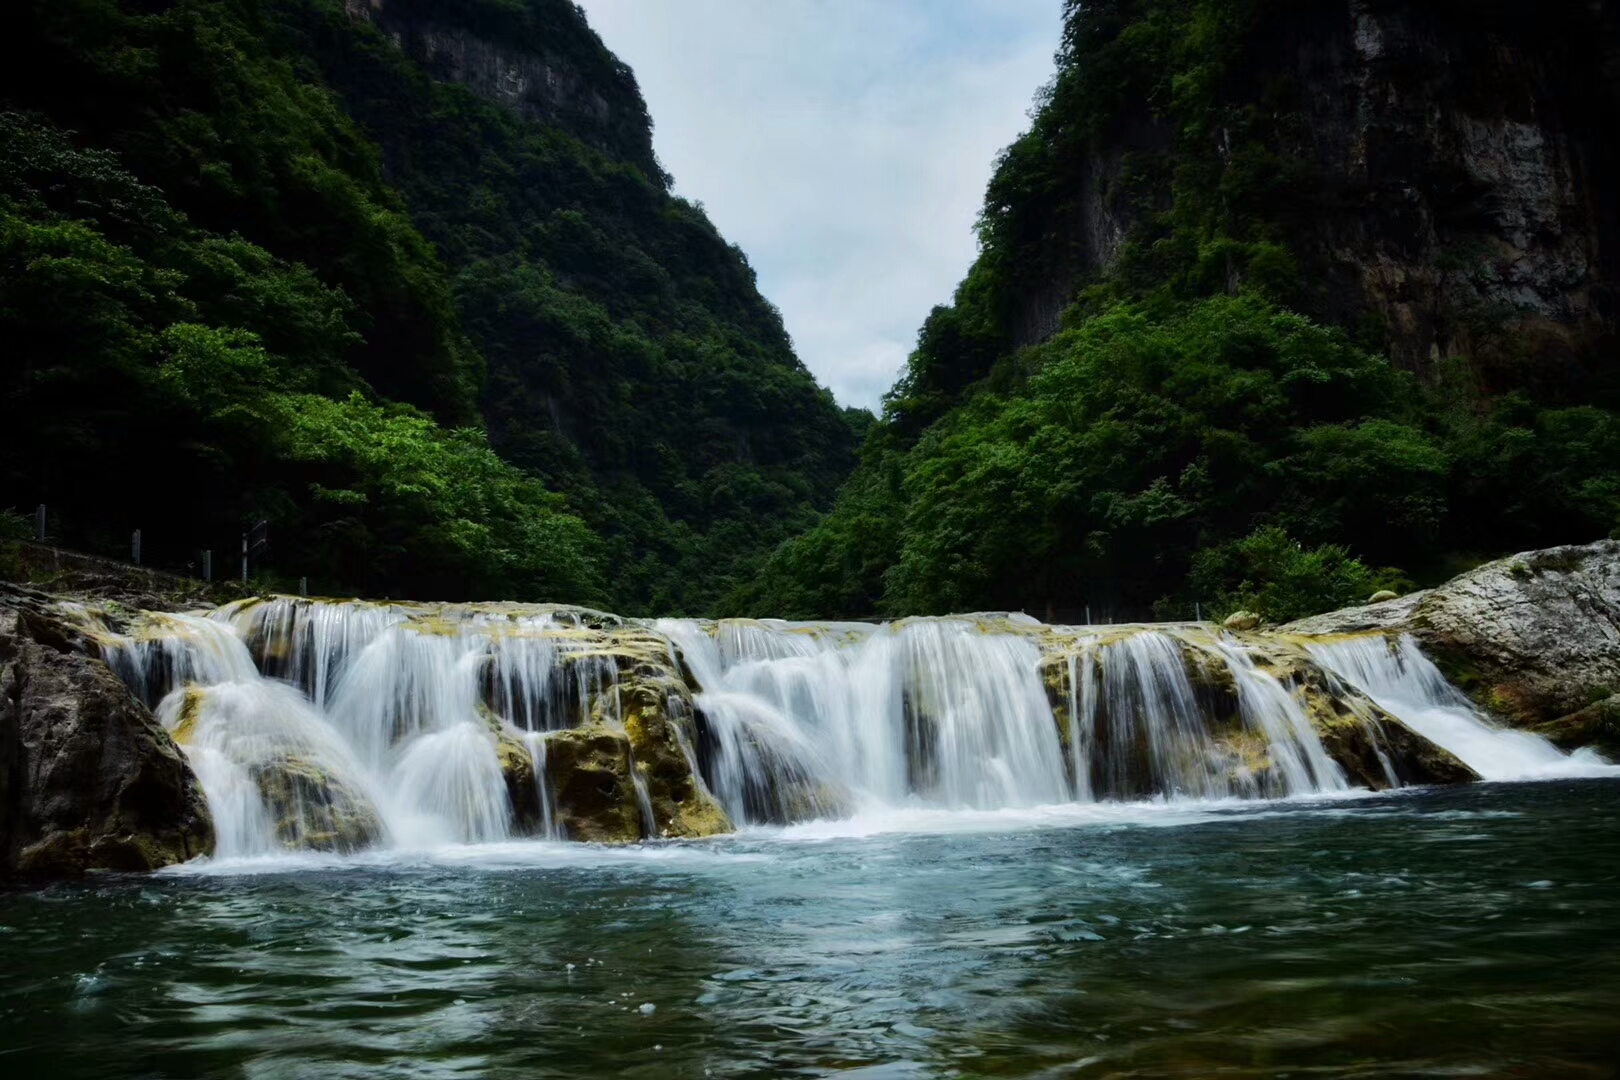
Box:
[85,599,1617,859]
[1309,635,1617,781]
[1211,638,1348,795]
[98,600,621,858]
[520,732,560,840]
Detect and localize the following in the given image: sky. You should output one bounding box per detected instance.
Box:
[574,0,1064,413]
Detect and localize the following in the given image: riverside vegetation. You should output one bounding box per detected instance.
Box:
[5,0,1619,626]
[1,0,856,613]
[734,0,1620,623]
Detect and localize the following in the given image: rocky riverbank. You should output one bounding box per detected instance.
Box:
[1283,540,1620,758]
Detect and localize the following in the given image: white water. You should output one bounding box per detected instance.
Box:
[1310,635,1618,781]
[103,599,621,857]
[90,599,1615,859]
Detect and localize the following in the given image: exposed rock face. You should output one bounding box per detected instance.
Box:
[616,666,732,840]
[541,726,643,844]
[342,0,660,180]
[1279,1,1619,378]
[1014,2,1620,380]
[0,592,213,876]
[1284,540,1620,730]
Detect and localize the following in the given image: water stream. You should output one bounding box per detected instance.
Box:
[2,781,1616,1077]
[89,599,1615,857]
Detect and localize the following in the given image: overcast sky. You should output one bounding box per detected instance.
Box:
[574,0,1063,413]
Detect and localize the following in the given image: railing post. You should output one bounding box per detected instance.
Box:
[202,549,212,583]
[35,504,46,542]
[299,576,308,597]
[132,529,141,566]
[241,532,248,583]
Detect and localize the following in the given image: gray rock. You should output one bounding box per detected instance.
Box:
[1223,611,1262,632]
[0,599,213,877]
[1283,540,1620,727]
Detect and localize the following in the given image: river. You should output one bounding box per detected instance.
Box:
[3,778,1616,1078]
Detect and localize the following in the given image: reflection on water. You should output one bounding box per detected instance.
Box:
[2,780,1618,1078]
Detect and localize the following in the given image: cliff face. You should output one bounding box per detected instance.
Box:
[1011,0,1620,387]
[340,0,661,181]
[1278,0,1619,384]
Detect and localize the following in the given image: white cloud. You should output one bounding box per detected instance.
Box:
[574,0,1062,411]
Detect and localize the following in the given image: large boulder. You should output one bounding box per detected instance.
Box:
[252,756,384,853]
[616,667,732,839]
[1283,540,1620,729]
[542,726,645,843]
[0,597,214,876]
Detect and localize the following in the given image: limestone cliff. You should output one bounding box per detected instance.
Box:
[340,0,661,180]
[1009,0,1620,384]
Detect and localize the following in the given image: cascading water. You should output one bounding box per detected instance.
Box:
[1309,635,1618,781]
[99,599,641,857]
[87,598,1617,860]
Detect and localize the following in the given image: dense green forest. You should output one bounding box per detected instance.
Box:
[733,0,1620,623]
[0,0,857,611]
[8,0,1616,623]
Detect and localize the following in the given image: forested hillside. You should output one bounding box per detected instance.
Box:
[737,0,1620,623]
[0,0,857,611]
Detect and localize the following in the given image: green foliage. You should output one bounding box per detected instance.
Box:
[1188,527,1396,624]
[747,0,1620,622]
[0,509,33,542]
[260,0,856,612]
[0,0,856,611]
[0,108,600,602]
[264,392,602,600]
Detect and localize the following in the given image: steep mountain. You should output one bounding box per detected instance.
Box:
[0,0,857,612]
[740,0,1620,622]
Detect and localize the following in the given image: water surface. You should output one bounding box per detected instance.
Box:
[3,780,1617,1078]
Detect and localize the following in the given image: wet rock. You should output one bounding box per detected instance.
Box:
[1527,697,1620,760]
[1223,611,1261,632]
[617,669,731,839]
[1185,632,1476,790]
[1284,541,1620,730]
[1287,658,1477,788]
[0,601,214,876]
[1368,590,1401,604]
[541,726,644,844]
[253,756,384,853]
[493,726,543,834]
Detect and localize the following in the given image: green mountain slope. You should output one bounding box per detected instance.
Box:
[0,0,857,612]
[739,0,1620,623]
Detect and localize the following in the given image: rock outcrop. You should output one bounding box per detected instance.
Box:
[1009,3,1620,381]
[541,726,643,844]
[341,0,661,181]
[0,589,214,876]
[1284,540,1620,737]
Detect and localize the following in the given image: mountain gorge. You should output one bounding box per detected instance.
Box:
[1,0,857,613]
[741,0,1620,622]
